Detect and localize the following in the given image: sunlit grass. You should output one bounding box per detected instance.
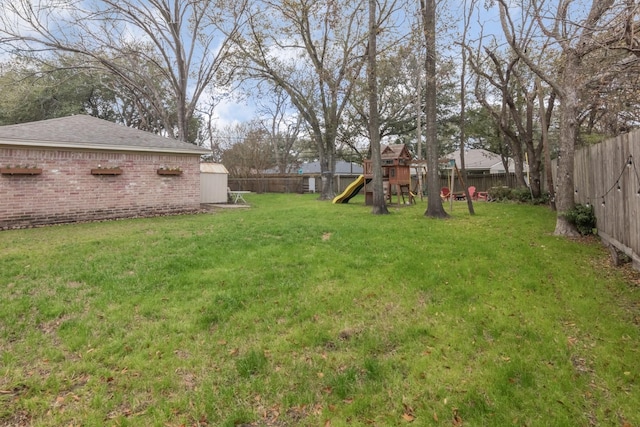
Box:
[1,194,638,426]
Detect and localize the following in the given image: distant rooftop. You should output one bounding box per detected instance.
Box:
[264,160,363,175]
[446,149,528,173]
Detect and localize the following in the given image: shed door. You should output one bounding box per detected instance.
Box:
[200,173,228,203]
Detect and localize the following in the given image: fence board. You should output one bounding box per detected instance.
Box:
[230,172,523,198]
[572,130,640,270]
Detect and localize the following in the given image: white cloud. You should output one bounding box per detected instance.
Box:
[213,98,256,128]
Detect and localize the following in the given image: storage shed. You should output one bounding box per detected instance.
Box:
[0,115,210,229]
[200,163,229,203]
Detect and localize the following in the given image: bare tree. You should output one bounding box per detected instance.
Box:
[343,43,422,150]
[0,0,246,142]
[231,0,406,200]
[468,47,544,193]
[577,37,640,138]
[256,87,303,174]
[220,122,274,178]
[497,0,639,235]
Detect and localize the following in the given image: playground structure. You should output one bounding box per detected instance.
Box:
[332,175,371,204]
[333,144,414,205]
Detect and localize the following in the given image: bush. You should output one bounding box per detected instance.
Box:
[511,187,533,203]
[532,192,551,205]
[486,186,550,206]
[564,204,597,236]
[487,186,513,201]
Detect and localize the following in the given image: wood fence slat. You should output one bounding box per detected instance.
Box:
[567,130,640,271]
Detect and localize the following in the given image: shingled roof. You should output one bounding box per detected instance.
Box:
[381,144,411,160]
[0,115,210,155]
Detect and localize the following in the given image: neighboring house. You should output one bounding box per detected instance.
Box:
[446,149,528,175]
[263,160,364,175]
[302,160,363,175]
[0,115,210,230]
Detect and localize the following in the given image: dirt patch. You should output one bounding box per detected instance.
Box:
[0,410,31,427]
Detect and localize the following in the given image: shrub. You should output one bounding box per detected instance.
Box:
[532,192,551,205]
[487,186,550,206]
[511,187,533,202]
[487,186,512,201]
[564,204,597,235]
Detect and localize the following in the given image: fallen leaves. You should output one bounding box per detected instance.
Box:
[402,403,415,422]
[401,412,415,422]
[452,408,463,426]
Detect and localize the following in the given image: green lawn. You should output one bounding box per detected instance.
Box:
[1,194,638,426]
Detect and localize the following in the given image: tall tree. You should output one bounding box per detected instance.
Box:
[421,0,448,218]
[343,43,423,147]
[232,0,405,200]
[497,0,639,235]
[256,87,304,174]
[368,0,390,215]
[0,58,108,124]
[468,48,544,193]
[0,0,246,142]
[458,0,476,214]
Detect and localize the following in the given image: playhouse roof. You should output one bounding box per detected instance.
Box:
[0,115,210,155]
[381,144,412,160]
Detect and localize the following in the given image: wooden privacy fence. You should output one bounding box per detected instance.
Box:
[229,172,522,196]
[434,173,519,193]
[572,130,640,270]
[228,176,309,193]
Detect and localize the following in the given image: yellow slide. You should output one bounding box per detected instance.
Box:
[332,175,368,204]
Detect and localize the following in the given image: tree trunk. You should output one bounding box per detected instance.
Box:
[317,133,336,200]
[421,0,448,218]
[554,54,580,236]
[527,146,542,199]
[537,80,556,210]
[524,96,541,199]
[459,23,474,215]
[368,0,389,214]
[510,145,527,187]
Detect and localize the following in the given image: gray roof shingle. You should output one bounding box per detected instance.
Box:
[0,115,210,155]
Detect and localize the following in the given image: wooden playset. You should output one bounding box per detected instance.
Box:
[363,144,414,205]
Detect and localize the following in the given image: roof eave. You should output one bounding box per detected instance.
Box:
[0,139,210,155]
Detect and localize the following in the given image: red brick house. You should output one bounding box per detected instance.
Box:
[0,115,210,229]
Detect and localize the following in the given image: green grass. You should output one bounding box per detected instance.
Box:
[1,194,638,426]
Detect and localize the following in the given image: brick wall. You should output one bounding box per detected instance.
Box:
[0,147,202,229]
